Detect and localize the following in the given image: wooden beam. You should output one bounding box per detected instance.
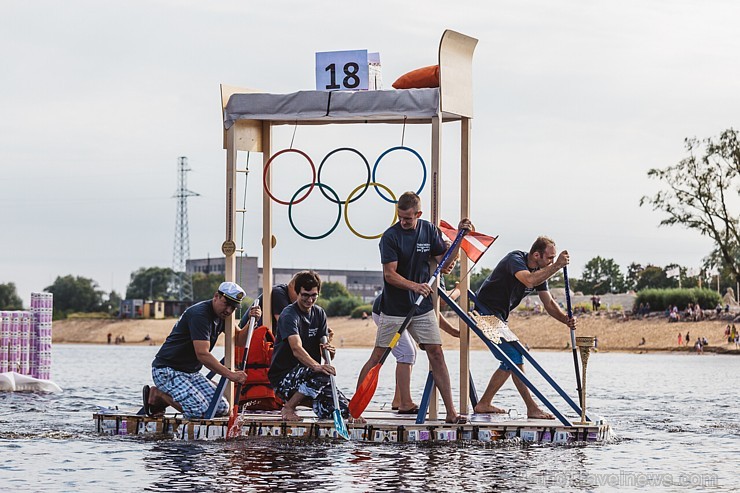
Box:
[261,122,274,331]
[459,117,472,414]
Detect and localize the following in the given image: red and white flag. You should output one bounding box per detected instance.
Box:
[439,220,497,264]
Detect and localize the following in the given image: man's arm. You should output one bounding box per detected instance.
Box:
[514,250,570,289]
[287,334,335,375]
[433,218,473,271]
[234,304,262,346]
[193,340,247,384]
[383,261,432,297]
[538,290,576,329]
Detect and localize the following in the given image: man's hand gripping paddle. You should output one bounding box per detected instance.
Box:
[321,336,351,440]
[563,267,583,411]
[226,298,260,438]
[348,227,469,418]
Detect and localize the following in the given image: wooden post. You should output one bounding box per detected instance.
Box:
[224,125,238,406]
[429,113,442,420]
[459,116,471,414]
[262,122,274,331]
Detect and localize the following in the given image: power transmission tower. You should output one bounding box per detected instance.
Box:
[172,156,199,301]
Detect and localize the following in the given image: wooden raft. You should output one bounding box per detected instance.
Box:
[93,408,611,443]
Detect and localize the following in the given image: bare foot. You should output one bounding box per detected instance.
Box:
[527,408,555,419]
[281,408,301,421]
[473,403,507,414]
[348,416,366,424]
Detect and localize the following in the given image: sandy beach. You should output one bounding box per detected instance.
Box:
[52,311,740,354]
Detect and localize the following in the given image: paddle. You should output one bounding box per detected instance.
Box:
[349,226,469,418]
[320,335,351,440]
[563,266,583,411]
[226,298,260,438]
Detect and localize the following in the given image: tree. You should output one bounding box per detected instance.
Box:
[625,262,643,291]
[105,290,123,316]
[192,272,224,301]
[126,267,174,299]
[470,268,492,293]
[45,275,104,317]
[0,282,23,310]
[320,281,351,300]
[577,256,626,295]
[641,129,740,285]
[634,265,673,291]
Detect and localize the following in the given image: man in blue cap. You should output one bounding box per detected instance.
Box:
[143,281,261,418]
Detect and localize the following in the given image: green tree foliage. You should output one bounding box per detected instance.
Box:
[192,272,225,301]
[126,267,174,299]
[104,290,123,315]
[45,275,104,318]
[470,268,492,293]
[320,281,351,300]
[635,265,673,291]
[577,256,626,294]
[325,295,363,317]
[0,282,23,310]
[635,288,721,312]
[351,304,373,319]
[641,129,740,284]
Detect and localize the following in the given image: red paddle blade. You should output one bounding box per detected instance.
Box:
[348,364,381,418]
[226,404,240,438]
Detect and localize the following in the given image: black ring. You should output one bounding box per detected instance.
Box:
[317,147,371,204]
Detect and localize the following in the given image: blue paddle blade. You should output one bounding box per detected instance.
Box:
[333,409,350,440]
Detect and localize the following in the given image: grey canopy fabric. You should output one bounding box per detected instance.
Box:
[223,88,440,128]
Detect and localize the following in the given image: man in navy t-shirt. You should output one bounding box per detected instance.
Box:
[474,236,576,419]
[355,191,471,424]
[146,282,261,418]
[268,271,354,422]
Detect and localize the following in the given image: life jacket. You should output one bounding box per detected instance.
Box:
[235,325,283,411]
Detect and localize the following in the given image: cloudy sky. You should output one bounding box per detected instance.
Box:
[2,1,738,305]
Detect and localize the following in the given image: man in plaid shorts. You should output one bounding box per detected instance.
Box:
[268,271,358,422]
[144,282,261,418]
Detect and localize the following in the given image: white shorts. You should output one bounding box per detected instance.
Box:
[373,312,416,364]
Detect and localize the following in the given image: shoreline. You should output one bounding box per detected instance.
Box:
[51,312,740,355]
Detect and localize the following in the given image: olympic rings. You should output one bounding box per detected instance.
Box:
[344,182,398,240]
[288,183,342,240]
[263,146,426,240]
[372,146,426,203]
[263,148,316,205]
[317,147,371,204]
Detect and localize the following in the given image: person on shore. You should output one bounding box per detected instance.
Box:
[144,282,261,418]
[686,331,690,347]
[268,271,357,422]
[355,191,471,424]
[678,332,683,346]
[370,283,462,414]
[472,236,576,419]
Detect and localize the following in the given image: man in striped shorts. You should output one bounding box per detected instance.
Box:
[144,282,261,418]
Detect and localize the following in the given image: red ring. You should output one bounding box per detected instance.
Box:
[263,148,316,205]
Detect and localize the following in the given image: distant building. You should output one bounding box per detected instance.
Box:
[186,256,383,302]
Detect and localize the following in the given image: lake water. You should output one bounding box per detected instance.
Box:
[0,345,737,492]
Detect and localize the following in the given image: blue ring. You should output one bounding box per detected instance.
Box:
[372,146,426,203]
[288,183,342,240]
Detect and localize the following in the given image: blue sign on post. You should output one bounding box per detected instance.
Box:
[315,50,369,91]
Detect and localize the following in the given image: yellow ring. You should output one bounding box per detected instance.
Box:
[344,182,397,239]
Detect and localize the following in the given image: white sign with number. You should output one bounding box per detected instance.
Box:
[315,50,369,91]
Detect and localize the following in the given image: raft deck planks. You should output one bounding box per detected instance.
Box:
[93,408,610,443]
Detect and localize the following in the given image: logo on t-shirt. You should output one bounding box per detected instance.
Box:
[308,326,318,337]
[416,243,430,253]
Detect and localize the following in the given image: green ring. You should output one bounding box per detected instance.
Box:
[288,183,342,240]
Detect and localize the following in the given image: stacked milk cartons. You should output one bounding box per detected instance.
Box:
[9,312,21,373]
[0,311,9,372]
[30,292,53,379]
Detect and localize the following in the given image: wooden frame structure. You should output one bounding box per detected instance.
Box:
[219,30,478,416]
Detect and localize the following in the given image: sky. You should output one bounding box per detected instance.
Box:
[2,0,738,306]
